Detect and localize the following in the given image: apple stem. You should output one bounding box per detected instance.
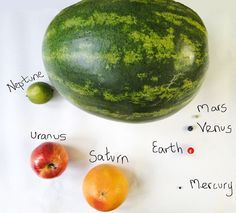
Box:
[47,163,57,169]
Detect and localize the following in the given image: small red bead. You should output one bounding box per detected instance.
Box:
[187,147,195,154]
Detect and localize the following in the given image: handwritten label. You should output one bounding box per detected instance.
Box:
[189,178,234,197]
[196,122,232,133]
[89,147,129,164]
[197,103,227,113]
[6,71,44,93]
[30,131,67,142]
[152,141,184,154]
[196,103,232,134]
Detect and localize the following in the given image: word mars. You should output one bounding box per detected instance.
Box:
[196,103,232,134]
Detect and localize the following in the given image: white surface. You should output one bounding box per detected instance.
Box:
[1,0,236,212]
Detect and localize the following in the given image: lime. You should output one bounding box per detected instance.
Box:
[26,82,53,104]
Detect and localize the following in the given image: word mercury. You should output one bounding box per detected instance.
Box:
[190,178,234,197]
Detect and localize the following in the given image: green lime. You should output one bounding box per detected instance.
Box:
[26,82,53,104]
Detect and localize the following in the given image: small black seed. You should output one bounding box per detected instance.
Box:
[187,126,194,131]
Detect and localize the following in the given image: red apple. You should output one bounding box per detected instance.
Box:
[31,142,69,178]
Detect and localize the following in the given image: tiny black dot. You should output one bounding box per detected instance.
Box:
[178,186,182,189]
[187,126,194,131]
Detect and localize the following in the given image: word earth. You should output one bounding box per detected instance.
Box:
[152,141,184,154]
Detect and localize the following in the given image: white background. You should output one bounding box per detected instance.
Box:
[1,0,236,212]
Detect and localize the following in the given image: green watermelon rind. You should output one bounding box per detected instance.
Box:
[43,0,208,122]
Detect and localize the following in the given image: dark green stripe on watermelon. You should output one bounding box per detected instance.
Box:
[43,0,208,122]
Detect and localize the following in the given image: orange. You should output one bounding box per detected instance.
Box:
[83,164,129,212]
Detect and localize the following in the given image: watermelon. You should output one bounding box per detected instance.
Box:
[42,0,208,122]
